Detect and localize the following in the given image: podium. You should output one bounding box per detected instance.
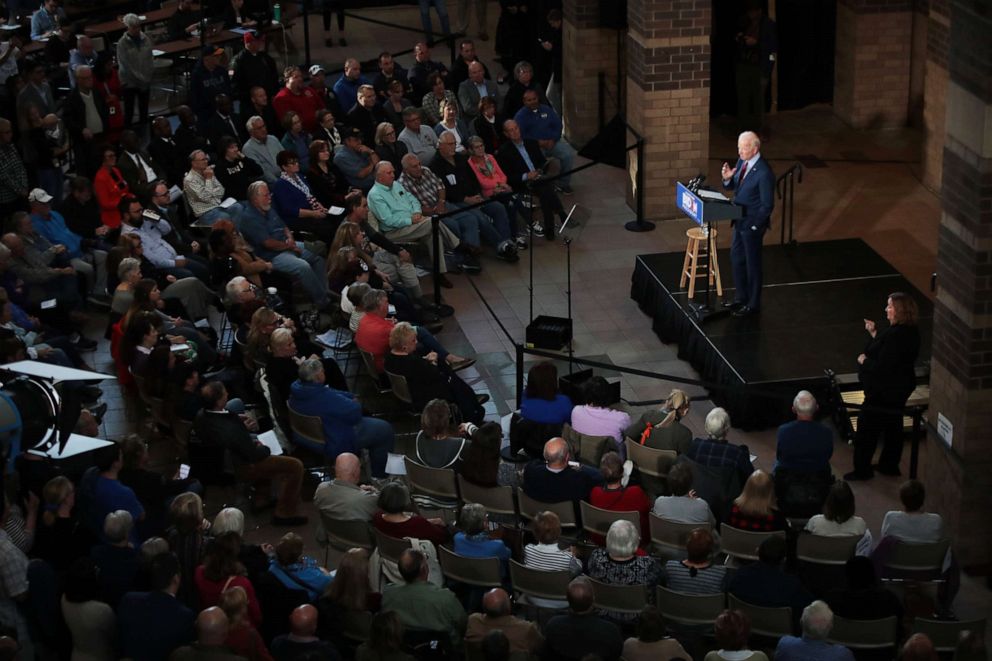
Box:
[675,182,743,321]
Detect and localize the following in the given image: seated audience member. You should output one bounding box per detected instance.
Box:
[288,357,394,477]
[421,72,458,125]
[662,527,727,594]
[93,146,131,228]
[704,609,769,661]
[313,452,379,532]
[570,376,630,456]
[271,149,337,244]
[622,606,690,661]
[119,435,198,538]
[398,106,440,164]
[626,388,693,453]
[148,117,186,187]
[61,558,117,661]
[514,89,576,194]
[243,115,285,184]
[900,634,938,661]
[685,407,755,485]
[586,519,662,621]
[520,361,573,426]
[317,548,380,630]
[726,470,788,532]
[471,97,503,154]
[805,480,868,538]
[211,508,271,583]
[194,533,262,629]
[381,548,467,648]
[271,604,340,661]
[266,326,349,401]
[90,510,141,608]
[279,111,312,169]
[308,140,349,210]
[465,588,543,655]
[458,62,499,121]
[433,100,473,151]
[214,237,271,295]
[354,611,413,661]
[652,462,716,526]
[117,130,167,201]
[215,137,265,202]
[239,181,330,308]
[775,601,855,661]
[374,121,409,174]
[522,437,600,505]
[496,119,566,240]
[453,503,511,576]
[269,532,333,601]
[334,126,380,191]
[169,606,242,661]
[588,451,650,545]
[207,93,248,146]
[84,443,145,541]
[543,577,624,661]
[730,535,813,613]
[826,557,903,626]
[414,398,474,469]
[118,553,196,661]
[218,586,271,661]
[120,195,210,283]
[314,109,343,150]
[359,292,471,374]
[164,492,209,610]
[458,422,503,488]
[346,84,387,148]
[523,510,581,573]
[194,380,307,526]
[3,216,84,315]
[34,476,91,574]
[272,65,325,133]
[776,390,833,473]
[183,149,245,226]
[880,479,943,543]
[373,482,449,547]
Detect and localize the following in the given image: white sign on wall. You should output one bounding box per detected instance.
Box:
[937,412,953,448]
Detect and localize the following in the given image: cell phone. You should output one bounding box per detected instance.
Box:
[170,343,191,352]
[179,463,190,479]
[567,460,580,469]
[388,304,396,316]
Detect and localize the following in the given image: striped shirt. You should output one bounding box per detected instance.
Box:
[663,560,727,595]
[523,543,581,573]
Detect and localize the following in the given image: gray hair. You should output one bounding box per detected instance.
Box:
[605,519,639,558]
[513,61,533,79]
[739,130,761,151]
[140,536,169,560]
[543,438,568,465]
[247,181,269,201]
[122,13,141,28]
[401,106,421,120]
[459,503,487,535]
[74,64,92,78]
[466,136,484,150]
[373,160,394,177]
[117,257,141,281]
[438,129,458,145]
[212,507,245,536]
[361,288,387,312]
[704,407,731,440]
[800,600,834,640]
[793,390,817,416]
[246,115,264,132]
[104,509,134,544]
[297,357,324,383]
[224,276,248,304]
[400,153,420,168]
[792,390,816,415]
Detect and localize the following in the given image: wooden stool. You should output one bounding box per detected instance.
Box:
[679,226,723,299]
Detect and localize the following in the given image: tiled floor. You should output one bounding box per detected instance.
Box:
[87,2,988,621]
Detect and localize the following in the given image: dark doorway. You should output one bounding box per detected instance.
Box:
[710,0,836,117]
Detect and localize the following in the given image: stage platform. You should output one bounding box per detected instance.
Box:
[629,239,933,429]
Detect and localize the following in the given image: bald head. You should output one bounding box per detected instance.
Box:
[543,437,569,468]
[290,604,318,637]
[566,577,594,613]
[196,607,230,646]
[901,634,937,661]
[334,452,361,484]
[482,588,511,618]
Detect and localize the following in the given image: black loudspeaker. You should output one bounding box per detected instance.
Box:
[599,0,627,29]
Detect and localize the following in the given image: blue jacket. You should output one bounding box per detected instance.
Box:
[272,175,315,221]
[189,63,232,118]
[117,590,196,661]
[514,103,563,142]
[288,379,362,456]
[332,74,371,114]
[722,155,775,229]
[31,210,82,259]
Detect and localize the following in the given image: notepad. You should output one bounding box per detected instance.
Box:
[152,49,165,56]
[257,430,283,456]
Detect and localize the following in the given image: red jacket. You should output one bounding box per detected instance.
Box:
[355,313,393,372]
[272,87,325,133]
[588,485,652,547]
[93,166,130,228]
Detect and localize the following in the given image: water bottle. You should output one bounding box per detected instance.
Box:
[266,286,287,313]
[273,3,281,22]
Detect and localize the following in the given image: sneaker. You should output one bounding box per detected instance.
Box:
[515,235,529,250]
[461,256,482,274]
[530,221,544,234]
[475,393,491,405]
[73,337,98,352]
[555,184,574,195]
[87,294,112,308]
[497,243,519,263]
[449,357,476,372]
[87,402,108,424]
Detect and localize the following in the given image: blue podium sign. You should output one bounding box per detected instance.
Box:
[676,182,704,226]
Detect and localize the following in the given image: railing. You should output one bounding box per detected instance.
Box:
[776,162,803,245]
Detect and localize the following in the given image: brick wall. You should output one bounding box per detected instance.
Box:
[562,13,620,146]
[926,0,992,571]
[833,3,913,128]
[625,0,711,219]
[921,7,950,191]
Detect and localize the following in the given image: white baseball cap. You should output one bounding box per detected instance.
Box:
[27,188,53,204]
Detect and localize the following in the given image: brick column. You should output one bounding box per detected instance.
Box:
[925,0,992,573]
[833,0,913,128]
[562,0,620,146]
[921,0,950,191]
[626,0,711,220]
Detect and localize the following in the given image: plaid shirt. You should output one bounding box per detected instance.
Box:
[0,529,29,635]
[685,437,754,481]
[399,167,444,209]
[0,144,28,204]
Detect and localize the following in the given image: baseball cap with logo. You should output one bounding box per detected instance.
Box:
[243,29,264,45]
[27,188,53,204]
[308,64,326,77]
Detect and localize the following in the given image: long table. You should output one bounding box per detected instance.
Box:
[84,4,200,38]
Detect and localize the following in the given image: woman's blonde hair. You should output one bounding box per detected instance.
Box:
[733,470,776,517]
[41,476,73,527]
[657,388,690,427]
[219,585,248,626]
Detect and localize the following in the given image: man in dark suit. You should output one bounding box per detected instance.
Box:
[117,130,167,201]
[117,552,196,661]
[496,119,565,241]
[62,64,109,178]
[522,437,600,505]
[721,130,775,317]
[206,93,248,147]
[148,116,186,187]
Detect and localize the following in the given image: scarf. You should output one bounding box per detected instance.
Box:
[279,172,322,212]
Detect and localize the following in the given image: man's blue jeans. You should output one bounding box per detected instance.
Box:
[418,0,451,43]
[354,417,395,477]
[272,248,328,307]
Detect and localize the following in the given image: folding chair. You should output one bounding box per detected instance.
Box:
[437,546,503,588]
[796,533,860,566]
[727,594,793,638]
[656,585,725,627]
[827,615,899,652]
[649,514,709,558]
[403,457,459,502]
[508,559,570,604]
[457,476,517,520]
[579,501,640,543]
[562,423,613,466]
[588,578,647,616]
[719,524,786,564]
[911,617,986,653]
[287,403,328,456]
[517,490,576,529]
[371,528,411,564]
[318,513,374,566]
[625,438,678,492]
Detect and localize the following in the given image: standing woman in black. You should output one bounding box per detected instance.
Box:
[845,292,920,481]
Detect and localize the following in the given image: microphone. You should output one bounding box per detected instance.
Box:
[688,174,706,192]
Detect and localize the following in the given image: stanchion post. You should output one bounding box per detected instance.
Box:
[515,343,524,410]
[302,0,311,70]
[910,408,922,479]
[431,215,441,305]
